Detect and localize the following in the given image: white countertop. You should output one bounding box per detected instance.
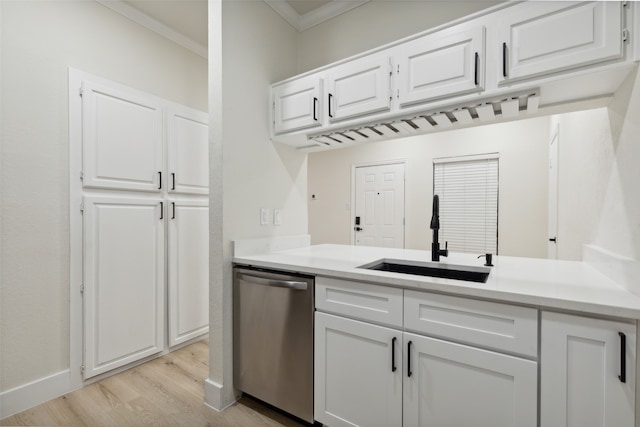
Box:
[233,244,640,319]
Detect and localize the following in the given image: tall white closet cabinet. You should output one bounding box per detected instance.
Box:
[74,72,209,379]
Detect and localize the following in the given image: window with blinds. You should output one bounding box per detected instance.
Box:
[433,154,499,255]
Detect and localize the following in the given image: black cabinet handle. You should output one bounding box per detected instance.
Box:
[619,332,626,383]
[502,42,507,77]
[158,171,162,190]
[549,237,557,243]
[171,173,176,190]
[328,93,334,118]
[171,202,176,219]
[313,97,318,121]
[474,52,479,86]
[391,337,397,372]
[160,202,164,220]
[407,340,413,377]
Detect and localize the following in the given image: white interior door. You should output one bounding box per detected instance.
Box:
[168,199,209,347]
[354,163,405,248]
[82,81,163,192]
[548,126,559,259]
[167,106,209,195]
[83,196,165,379]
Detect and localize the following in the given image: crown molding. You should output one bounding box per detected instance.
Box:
[265,0,370,32]
[95,0,207,59]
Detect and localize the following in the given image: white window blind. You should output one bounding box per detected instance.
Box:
[433,154,499,254]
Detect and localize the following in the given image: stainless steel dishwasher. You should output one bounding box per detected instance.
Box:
[233,266,314,423]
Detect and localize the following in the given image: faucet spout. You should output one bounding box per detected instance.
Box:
[431,194,448,262]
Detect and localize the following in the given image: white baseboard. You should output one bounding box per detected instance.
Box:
[204,378,236,412]
[584,244,640,296]
[0,369,75,419]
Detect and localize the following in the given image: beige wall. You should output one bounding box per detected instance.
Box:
[0,0,206,393]
[552,68,640,264]
[296,0,503,73]
[207,0,301,408]
[308,117,551,258]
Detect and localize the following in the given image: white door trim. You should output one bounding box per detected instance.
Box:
[350,159,408,246]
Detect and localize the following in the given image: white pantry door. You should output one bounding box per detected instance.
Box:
[83,196,165,379]
[167,106,209,195]
[354,163,405,248]
[82,81,164,192]
[168,199,209,347]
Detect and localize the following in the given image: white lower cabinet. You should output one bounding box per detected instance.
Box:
[315,310,537,427]
[404,332,537,427]
[314,312,402,427]
[541,311,636,427]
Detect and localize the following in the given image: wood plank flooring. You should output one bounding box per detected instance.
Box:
[1,340,305,427]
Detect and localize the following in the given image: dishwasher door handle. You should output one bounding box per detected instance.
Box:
[235,272,308,290]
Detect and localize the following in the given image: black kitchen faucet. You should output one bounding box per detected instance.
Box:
[430,194,449,262]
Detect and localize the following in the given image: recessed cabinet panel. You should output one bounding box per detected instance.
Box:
[327,55,391,122]
[273,76,322,134]
[167,107,209,195]
[398,24,484,106]
[82,82,163,192]
[83,196,165,379]
[403,333,537,427]
[168,200,209,347]
[499,2,622,83]
[541,311,636,427]
[315,312,402,427]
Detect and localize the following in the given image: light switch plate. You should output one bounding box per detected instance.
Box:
[260,208,269,225]
[274,209,282,226]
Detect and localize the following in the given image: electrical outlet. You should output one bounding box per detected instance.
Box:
[274,209,282,226]
[260,208,269,225]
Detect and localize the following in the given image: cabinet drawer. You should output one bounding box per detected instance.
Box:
[316,277,403,328]
[404,290,538,358]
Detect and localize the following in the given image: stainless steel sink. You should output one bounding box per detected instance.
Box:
[359,259,491,283]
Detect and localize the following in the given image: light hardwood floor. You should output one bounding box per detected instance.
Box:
[1,340,305,427]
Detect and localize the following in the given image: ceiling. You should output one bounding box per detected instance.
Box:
[98,0,369,58]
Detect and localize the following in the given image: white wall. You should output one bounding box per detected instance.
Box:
[207,0,302,409]
[296,0,503,73]
[308,117,550,258]
[0,0,206,395]
[553,68,640,268]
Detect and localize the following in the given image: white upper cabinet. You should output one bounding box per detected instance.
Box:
[398,23,485,107]
[273,75,322,134]
[541,311,636,427]
[82,81,164,192]
[326,54,392,122]
[166,106,209,195]
[498,1,623,83]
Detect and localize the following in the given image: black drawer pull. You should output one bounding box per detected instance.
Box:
[328,93,334,118]
[619,332,626,383]
[391,337,397,372]
[407,340,413,377]
[159,202,164,220]
[502,42,507,78]
[158,171,162,190]
[474,52,479,86]
[313,97,318,121]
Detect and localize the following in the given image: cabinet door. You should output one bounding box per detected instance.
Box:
[168,199,209,347]
[541,311,636,427]
[82,81,163,192]
[315,312,402,427]
[326,54,391,122]
[273,75,322,134]
[403,333,537,427]
[499,2,623,83]
[167,106,209,195]
[83,196,165,379]
[398,24,484,107]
